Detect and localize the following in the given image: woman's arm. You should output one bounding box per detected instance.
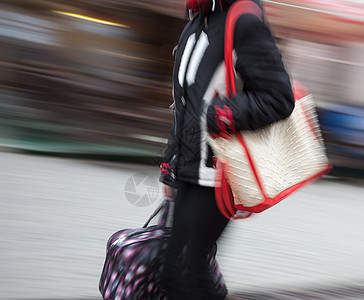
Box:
[207,13,294,134]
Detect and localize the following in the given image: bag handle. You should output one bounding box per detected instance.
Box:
[225,0,262,97]
[215,160,236,219]
[143,199,170,228]
[215,160,252,219]
[215,1,263,219]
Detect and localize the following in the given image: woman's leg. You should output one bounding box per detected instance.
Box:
[162,181,192,299]
[162,182,229,299]
[186,184,230,299]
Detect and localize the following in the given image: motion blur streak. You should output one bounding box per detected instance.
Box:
[51,10,130,28]
[0,0,181,158]
[265,0,364,17]
[1,1,364,300]
[265,0,338,14]
[0,0,363,169]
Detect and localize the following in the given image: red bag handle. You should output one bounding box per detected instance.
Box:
[215,0,263,219]
[225,1,263,98]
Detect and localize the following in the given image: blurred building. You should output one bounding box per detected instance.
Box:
[0,0,184,157]
[0,0,363,169]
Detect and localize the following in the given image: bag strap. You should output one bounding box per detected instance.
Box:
[215,160,252,219]
[215,1,264,219]
[143,199,170,228]
[215,160,236,219]
[225,0,262,98]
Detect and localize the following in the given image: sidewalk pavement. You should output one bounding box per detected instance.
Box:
[1,151,364,299]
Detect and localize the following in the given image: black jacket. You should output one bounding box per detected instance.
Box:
[160,0,294,187]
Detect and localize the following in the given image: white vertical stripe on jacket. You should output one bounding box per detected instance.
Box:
[198,61,226,186]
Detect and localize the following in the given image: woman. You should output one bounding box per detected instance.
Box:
[160,0,294,299]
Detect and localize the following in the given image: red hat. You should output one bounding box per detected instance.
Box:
[186,0,213,10]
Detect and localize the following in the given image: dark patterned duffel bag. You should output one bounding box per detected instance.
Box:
[99,200,227,300]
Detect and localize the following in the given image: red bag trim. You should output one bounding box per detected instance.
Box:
[215,160,234,219]
[292,79,309,101]
[221,166,237,217]
[234,164,332,213]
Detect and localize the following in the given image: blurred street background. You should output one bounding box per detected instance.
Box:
[1,0,364,299]
[1,151,364,299]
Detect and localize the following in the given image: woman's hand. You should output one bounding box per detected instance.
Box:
[162,183,177,201]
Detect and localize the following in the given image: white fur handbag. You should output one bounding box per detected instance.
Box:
[207,1,332,218]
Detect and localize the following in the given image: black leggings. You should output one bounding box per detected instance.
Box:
[162,181,229,299]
